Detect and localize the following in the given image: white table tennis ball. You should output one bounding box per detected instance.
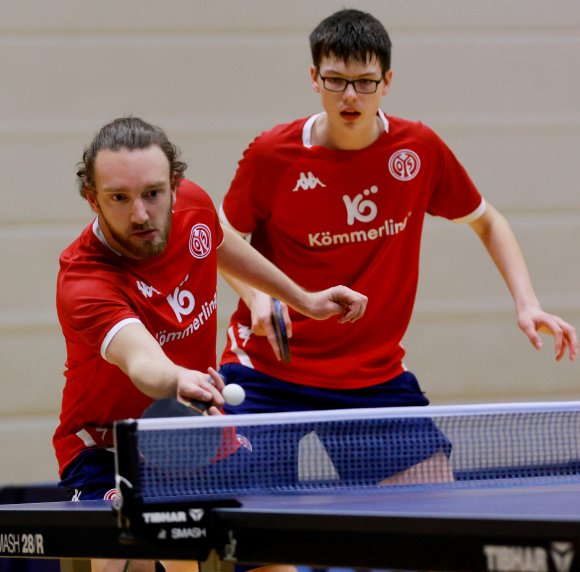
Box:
[223,383,246,406]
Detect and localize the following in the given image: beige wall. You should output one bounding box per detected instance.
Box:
[0,0,578,485]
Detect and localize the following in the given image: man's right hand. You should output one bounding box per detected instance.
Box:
[247,291,293,361]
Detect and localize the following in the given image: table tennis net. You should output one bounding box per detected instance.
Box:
[117,402,580,501]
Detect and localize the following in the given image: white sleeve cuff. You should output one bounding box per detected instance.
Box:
[218,204,250,238]
[452,198,487,224]
[100,318,142,361]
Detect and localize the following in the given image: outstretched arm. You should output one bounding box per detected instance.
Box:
[217,225,367,324]
[469,203,577,361]
[105,322,225,412]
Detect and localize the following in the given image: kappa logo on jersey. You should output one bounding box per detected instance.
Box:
[342,185,379,225]
[136,280,161,298]
[166,275,195,323]
[189,224,212,259]
[388,149,421,181]
[237,323,252,347]
[292,171,326,192]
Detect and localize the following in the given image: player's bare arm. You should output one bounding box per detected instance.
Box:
[469,204,578,361]
[104,321,226,408]
[217,225,368,322]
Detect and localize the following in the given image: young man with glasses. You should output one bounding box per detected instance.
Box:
[217,9,577,485]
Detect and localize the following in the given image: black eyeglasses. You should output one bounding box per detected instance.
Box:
[318,72,383,94]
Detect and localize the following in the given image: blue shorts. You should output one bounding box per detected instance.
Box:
[219,364,450,482]
[59,449,120,501]
[220,364,431,413]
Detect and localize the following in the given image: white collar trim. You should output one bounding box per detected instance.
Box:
[92,217,122,256]
[302,110,390,149]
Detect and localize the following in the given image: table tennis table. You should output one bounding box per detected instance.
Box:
[1,402,579,571]
[0,482,579,571]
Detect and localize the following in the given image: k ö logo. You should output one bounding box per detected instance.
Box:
[189,224,211,259]
[342,186,379,225]
[167,275,195,323]
[388,149,421,181]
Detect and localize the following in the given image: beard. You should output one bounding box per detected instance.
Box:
[98,200,173,260]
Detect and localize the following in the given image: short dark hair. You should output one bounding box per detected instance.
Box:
[76,117,187,198]
[309,9,392,74]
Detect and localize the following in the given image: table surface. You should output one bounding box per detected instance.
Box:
[1,479,580,570]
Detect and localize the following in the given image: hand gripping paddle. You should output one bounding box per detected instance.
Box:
[141,381,246,420]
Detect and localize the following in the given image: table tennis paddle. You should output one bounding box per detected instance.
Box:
[138,380,247,474]
[141,381,246,419]
[140,397,222,471]
[141,397,209,419]
[271,297,291,362]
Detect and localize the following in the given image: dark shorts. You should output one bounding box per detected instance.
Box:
[219,363,451,482]
[220,363,431,413]
[60,368,449,495]
[59,449,119,501]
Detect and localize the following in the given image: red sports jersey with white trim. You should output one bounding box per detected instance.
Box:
[219,112,484,389]
[54,180,223,475]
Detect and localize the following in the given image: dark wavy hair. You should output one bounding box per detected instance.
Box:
[309,9,392,74]
[76,117,187,198]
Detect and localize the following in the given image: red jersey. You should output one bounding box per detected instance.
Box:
[219,112,484,389]
[54,180,223,475]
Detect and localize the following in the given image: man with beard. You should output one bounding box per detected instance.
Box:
[53,116,366,572]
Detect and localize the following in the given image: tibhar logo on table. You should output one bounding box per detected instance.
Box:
[484,542,574,572]
[144,510,208,542]
[142,509,204,524]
